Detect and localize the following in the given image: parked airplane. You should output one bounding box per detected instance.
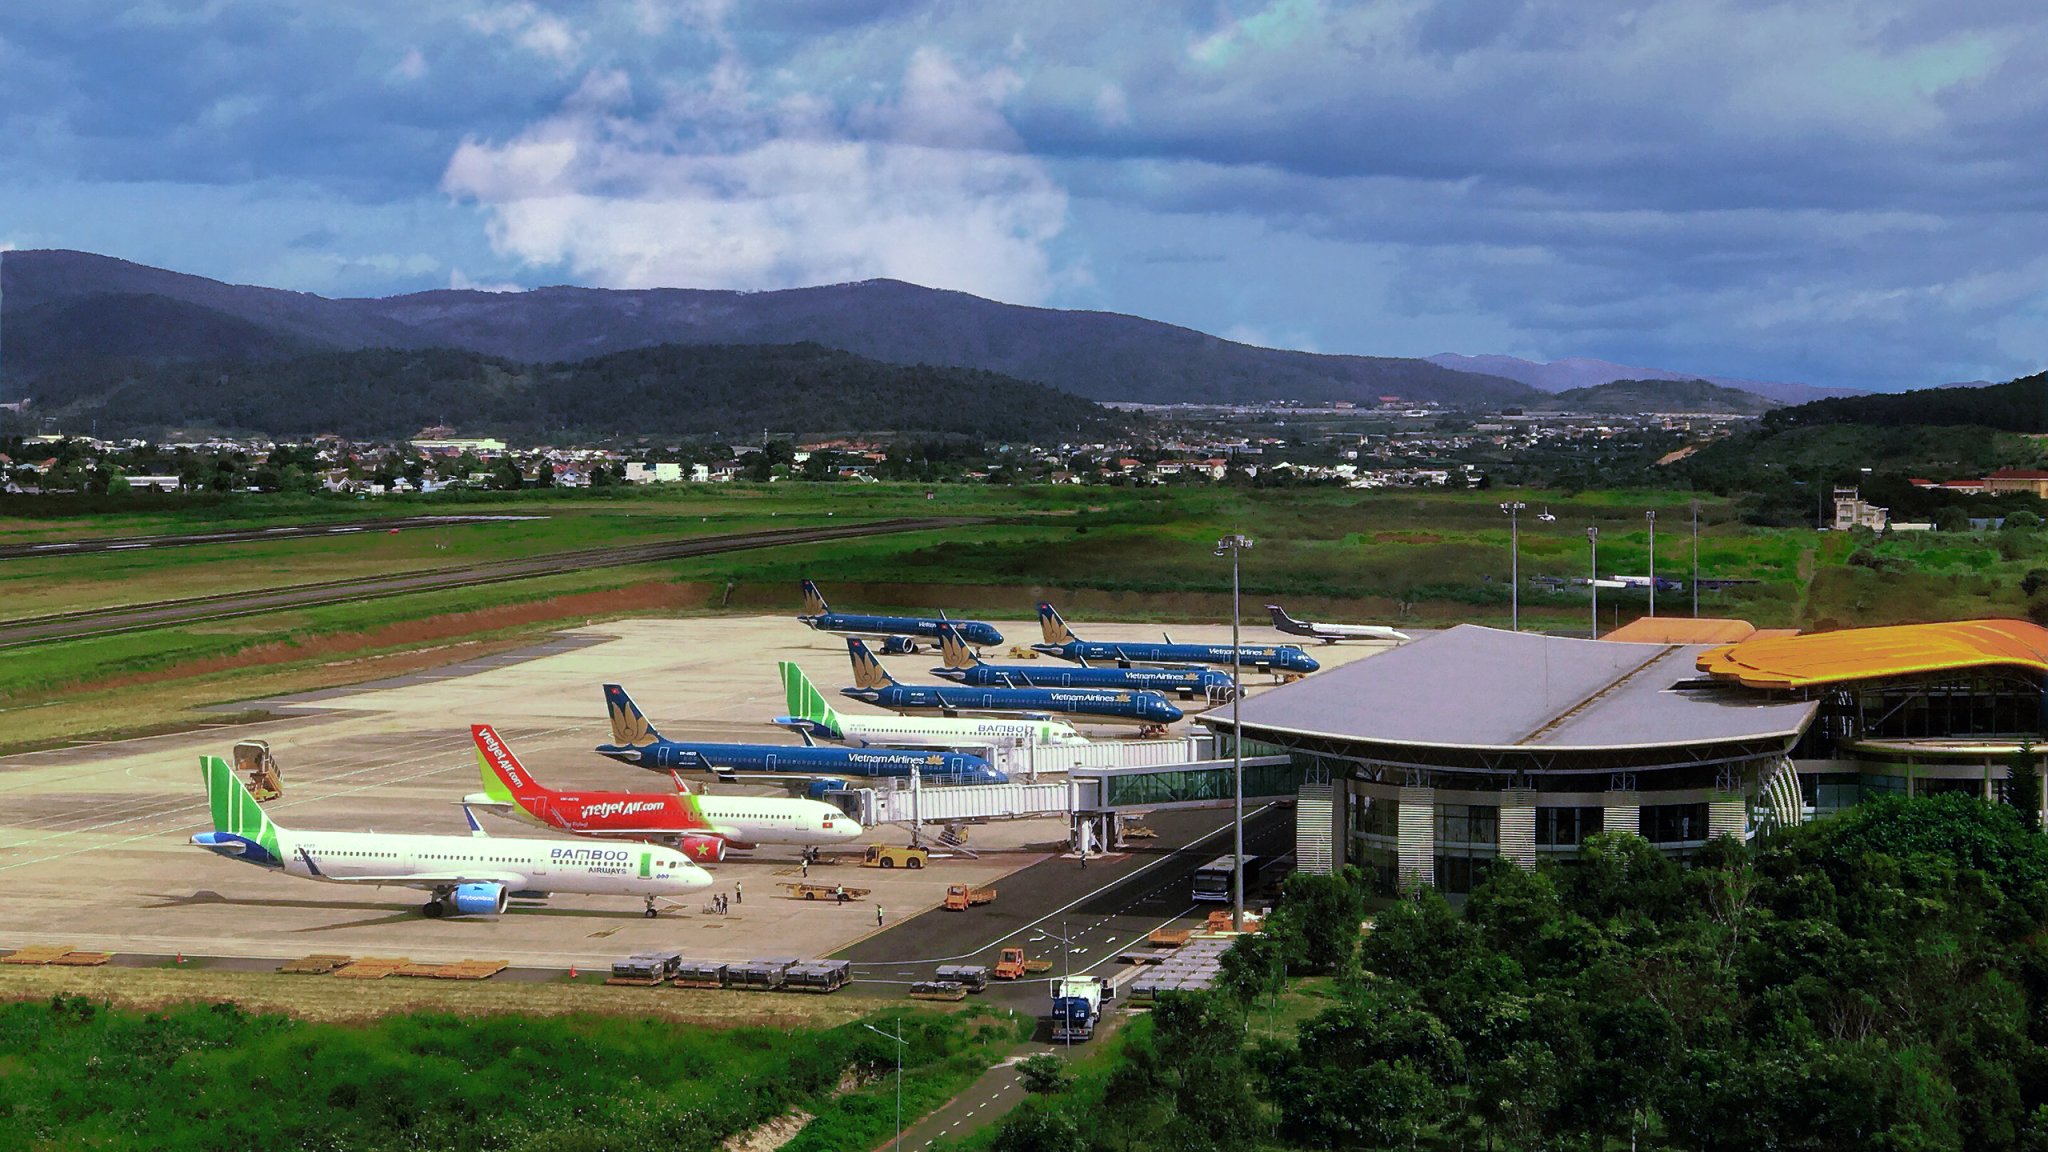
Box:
[843,637,1184,727]
[1609,575,1687,592]
[931,625,1236,701]
[188,753,710,919]
[796,579,1002,651]
[1031,603,1321,674]
[1266,604,1411,645]
[462,724,864,863]
[776,662,1089,747]
[598,684,1007,784]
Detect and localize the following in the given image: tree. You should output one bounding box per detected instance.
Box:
[1016,1054,1069,1094]
[991,1103,1083,1152]
[1217,931,1286,1027]
[1275,986,1464,1150]
[1264,867,1366,974]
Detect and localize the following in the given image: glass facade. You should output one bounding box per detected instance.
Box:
[1640,802,1708,844]
[1433,803,1497,895]
[1535,806,1603,848]
[1099,760,1302,807]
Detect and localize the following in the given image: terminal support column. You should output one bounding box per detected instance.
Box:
[1708,795,1748,841]
[1396,785,1435,890]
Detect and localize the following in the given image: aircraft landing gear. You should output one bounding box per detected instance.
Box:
[643,896,660,919]
[422,899,445,919]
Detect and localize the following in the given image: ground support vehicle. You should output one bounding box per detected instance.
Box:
[862,845,929,870]
[1049,976,1104,1042]
[944,885,996,910]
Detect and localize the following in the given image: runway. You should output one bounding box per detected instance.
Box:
[0,514,544,560]
[0,516,972,649]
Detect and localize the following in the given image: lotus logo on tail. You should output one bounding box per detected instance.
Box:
[847,638,893,689]
[940,625,978,670]
[603,684,661,747]
[1039,603,1076,645]
[801,579,829,617]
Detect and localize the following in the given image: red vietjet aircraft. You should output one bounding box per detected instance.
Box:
[462,725,865,863]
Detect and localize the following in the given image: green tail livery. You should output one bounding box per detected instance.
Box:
[192,754,285,866]
[778,661,846,739]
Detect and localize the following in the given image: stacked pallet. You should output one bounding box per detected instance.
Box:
[332,957,412,980]
[2,946,110,966]
[280,954,354,975]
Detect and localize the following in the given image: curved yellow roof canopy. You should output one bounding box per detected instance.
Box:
[1697,619,2048,690]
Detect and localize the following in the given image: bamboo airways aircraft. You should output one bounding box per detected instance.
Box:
[776,662,1089,748]
[462,723,863,863]
[188,753,712,918]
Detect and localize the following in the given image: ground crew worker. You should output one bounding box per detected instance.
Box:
[734,881,742,905]
[875,903,884,927]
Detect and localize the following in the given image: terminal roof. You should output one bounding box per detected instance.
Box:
[1213,624,1816,752]
[1697,618,2048,690]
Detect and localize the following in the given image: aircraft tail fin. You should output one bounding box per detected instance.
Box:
[602,683,663,746]
[472,724,551,812]
[779,661,845,736]
[1038,602,1078,645]
[1267,604,1301,630]
[199,753,284,859]
[800,579,829,616]
[846,637,897,689]
[939,624,981,670]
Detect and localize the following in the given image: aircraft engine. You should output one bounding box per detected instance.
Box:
[879,636,919,655]
[804,777,849,800]
[450,882,507,916]
[678,834,728,863]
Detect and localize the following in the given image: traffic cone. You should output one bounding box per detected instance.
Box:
[568,964,578,979]
[175,952,184,966]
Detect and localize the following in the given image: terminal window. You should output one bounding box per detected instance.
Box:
[1534,806,1602,848]
[1435,803,1498,847]
[1640,802,1709,844]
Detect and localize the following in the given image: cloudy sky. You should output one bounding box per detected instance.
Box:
[2,0,2043,390]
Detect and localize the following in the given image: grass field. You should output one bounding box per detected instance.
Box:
[6,482,2042,753]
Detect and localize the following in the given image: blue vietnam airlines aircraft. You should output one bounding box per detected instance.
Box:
[931,625,1237,702]
[1031,603,1321,675]
[796,579,1002,651]
[842,637,1184,728]
[597,684,1007,784]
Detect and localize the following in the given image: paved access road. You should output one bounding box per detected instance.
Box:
[845,804,1295,1151]
[0,516,974,649]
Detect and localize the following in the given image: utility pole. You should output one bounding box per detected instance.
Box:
[1587,526,1599,639]
[861,1021,907,1152]
[1214,534,1253,932]
[1646,510,1658,617]
[1691,500,1700,617]
[1499,501,1526,631]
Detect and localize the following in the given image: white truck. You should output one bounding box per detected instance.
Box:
[1048,975,1104,1042]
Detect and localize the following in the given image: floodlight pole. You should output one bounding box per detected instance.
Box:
[861,1021,907,1152]
[1216,534,1253,933]
[1691,500,1700,617]
[1587,526,1599,638]
[1646,510,1658,617]
[1500,501,1526,631]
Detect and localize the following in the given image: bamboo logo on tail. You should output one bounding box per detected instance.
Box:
[200,754,282,862]
[780,662,844,736]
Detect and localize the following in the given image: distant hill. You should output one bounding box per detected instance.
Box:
[1,250,1541,409]
[22,343,1129,441]
[1529,378,1781,416]
[1427,352,1861,406]
[1761,372,2048,433]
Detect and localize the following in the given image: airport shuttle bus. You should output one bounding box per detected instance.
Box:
[1192,854,1264,902]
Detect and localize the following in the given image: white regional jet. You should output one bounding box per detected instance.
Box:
[189,753,712,918]
[1266,604,1411,645]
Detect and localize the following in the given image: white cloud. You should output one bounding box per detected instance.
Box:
[442,48,1069,303]
[390,47,428,83]
[467,2,583,69]
[449,267,525,292]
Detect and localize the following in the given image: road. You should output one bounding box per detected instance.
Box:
[0,514,546,559]
[0,516,974,649]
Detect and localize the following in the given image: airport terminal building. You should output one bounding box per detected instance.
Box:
[1203,619,2048,893]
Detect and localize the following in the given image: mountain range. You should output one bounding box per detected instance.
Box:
[1,249,1838,417]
